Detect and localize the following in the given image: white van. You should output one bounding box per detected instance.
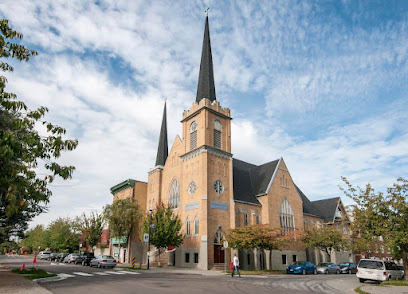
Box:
[357,259,404,283]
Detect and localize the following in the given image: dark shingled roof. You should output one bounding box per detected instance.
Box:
[232,158,280,205]
[295,185,324,217]
[196,16,216,103]
[155,102,168,166]
[311,197,340,223]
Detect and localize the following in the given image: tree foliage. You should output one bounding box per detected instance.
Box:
[142,202,183,265]
[227,225,297,270]
[301,226,350,259]
[104,198,142,254]
[0,19,78,244]
[341,177,408,280]
[74,212,104,250]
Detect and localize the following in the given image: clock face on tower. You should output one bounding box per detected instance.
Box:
[213,180,224,196]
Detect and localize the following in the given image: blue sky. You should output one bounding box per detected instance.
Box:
[1,0,407,228]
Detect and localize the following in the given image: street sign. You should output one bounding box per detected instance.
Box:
[79,244,82,248]
[143,233,149,244]
[149,224,156,229]
[223,241,228,249]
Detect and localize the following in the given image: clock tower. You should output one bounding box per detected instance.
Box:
[180,16,233,269]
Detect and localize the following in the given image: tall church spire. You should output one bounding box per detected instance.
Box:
[196,16,216,103]
[155,102,168,167]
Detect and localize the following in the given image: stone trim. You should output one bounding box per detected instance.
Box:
[181,145,232,162]
[148,165,164,175]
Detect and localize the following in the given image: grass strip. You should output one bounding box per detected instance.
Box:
[354,286,370,294]
[12,268,57,280]
[381,280,408,286]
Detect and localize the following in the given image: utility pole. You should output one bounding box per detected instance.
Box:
[147,209,152,270]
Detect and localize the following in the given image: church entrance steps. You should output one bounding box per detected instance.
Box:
[210,263,226,271]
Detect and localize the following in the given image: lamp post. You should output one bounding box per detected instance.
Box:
[147,208,152,270]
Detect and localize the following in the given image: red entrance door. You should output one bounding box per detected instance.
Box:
[214,244,224,263]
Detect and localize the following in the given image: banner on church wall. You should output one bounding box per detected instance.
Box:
[210,201,228,210]
[185,202,200,211]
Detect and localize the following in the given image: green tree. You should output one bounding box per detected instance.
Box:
[47,218,79,252]
[301,226,350,261]
[0,19,78,244]
[227,225,296,270]
[74,212,104,251]
[341,177,408,280]
[142,203,183,266]
[20,225,48,253]
[104,198,142,261]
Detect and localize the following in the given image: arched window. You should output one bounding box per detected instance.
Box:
[194,217,199,235]
[244,211,249,226]
[279,198,295,235]
[213,120,222,149]
[256,214,260,225]
[169,180,180,208]
[190,121,197,150]
[186,218,191,236]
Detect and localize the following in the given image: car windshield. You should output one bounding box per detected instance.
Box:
[339,263,349,266]
[358,260,384,269]
[318,263,329,267]
[292,261,304,265]
[102,255,114,259]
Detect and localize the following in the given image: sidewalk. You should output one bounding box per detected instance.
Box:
[0,264,52,294]
[360,284,408,294]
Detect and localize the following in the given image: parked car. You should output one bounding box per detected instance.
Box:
[339,262,357,274]
[75,252,95,265]
[316,262,341,274]
[397,265,405,279]
[63,253,80,264]
[90,255,117,269]
[37,251,51,260]
[286,261,317,275]
[357,259,404,283]
[56,253,69,262]
[47,253,59,261]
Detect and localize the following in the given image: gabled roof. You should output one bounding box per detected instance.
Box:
[155,102,168,167]
[295,185,324,217]
[311,197,341,223]
[196,16,216,103]
[232,158,280,205]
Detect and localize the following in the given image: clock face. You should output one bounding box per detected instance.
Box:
[213,180,224,195]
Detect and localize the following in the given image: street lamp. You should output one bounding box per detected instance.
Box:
[148,208,152,270]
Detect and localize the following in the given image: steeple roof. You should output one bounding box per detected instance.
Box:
[155,102,168,167]
[196,16,216,103]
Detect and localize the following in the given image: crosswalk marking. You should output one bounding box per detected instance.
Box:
[58,273,75,278]
[73,272,94,276]
[116,270,140,275]
[94,272,110,275]
[104,271,126,275]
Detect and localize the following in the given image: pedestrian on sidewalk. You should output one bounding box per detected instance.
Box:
[231,253,240,278]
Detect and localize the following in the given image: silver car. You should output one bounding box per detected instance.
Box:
[63,253,80,263]
[90,255,117,268]
[316,262,341,274]
[37,251,51,260]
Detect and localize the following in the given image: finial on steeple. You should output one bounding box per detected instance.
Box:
[155,102,168,167]
[195,12,216,103]
[205,7,209,17]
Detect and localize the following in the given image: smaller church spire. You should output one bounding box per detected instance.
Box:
[196,15,216,103]
[155,102,168,167]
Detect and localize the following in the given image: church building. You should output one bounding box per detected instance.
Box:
[109,16,352,270]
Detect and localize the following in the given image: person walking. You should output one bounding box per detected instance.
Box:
[231,253,241,277]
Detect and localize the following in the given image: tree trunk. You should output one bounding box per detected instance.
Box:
[403,250,408,281]
[269,249,272,271]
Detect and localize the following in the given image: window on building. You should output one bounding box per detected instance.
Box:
[256,214,260,225]
[213,120,222,149]
[244,212,248,226]
[247,254,250,265]
[190,121,197,150]
[292,255,297,262]
[279,198,295,235]
[186,218,191,236]
[185,253,190,263]
[194,217,199,235]
[282,254,287,265]
[169,180,180,208]
[194,253,199,263]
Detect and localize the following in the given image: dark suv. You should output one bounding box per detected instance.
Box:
[76,252,95,265]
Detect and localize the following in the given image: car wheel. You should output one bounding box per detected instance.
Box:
[359,278,366,283]
[348,269,351,274]
[82,261,85,266]
[313,269,317,275]
[336,269,340,274]
[302,269,306,275]
[325,270,328,274]
[98,263,101,268]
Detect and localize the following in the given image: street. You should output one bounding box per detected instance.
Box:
[1,255,362,294]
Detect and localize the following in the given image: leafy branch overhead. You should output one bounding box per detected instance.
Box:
[0,19,78,244]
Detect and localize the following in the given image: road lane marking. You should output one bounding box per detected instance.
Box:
[116,270,140,275]
[94,272,110,275]
[58,273,75,278]
[73,272,94,276]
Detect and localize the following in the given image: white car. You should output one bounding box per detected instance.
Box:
[37,251,51,260]
[357,259,404,283]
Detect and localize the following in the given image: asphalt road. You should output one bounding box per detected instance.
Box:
[1,255,362,294]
